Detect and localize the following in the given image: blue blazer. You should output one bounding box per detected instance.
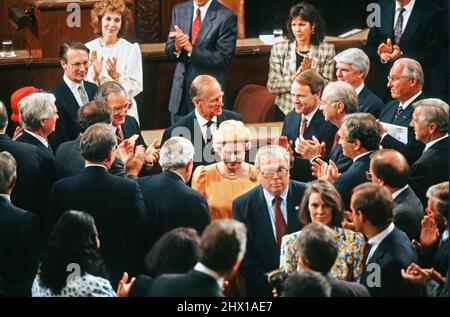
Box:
[50,79,97,151]
[358,85,384,119]
[47,166,147,286]
[360,226,419,297]
[165,0,237,115]
[232,181,306,296]
[282,109,337,182]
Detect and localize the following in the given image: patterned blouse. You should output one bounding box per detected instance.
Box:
[32,272,116,297]
[280,227,365,282]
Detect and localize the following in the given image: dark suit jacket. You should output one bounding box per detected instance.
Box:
[149,270,222,297]
[360,226,419,297]
[334,152,371,209]
[325,274,371,297]
[121,115,146,147]
[0,197,41,297]
[358,85,384,119]
[49,79,97,150]
[15,131,56,216]
[165,0,237,115]
[161,110,242,171]
[364,0,442,97]
[380,95,425,164]
[232,181,306,296]
[0,134,43,213]
[393,186,424,241]
[329,143,353,174]
[282,109,337,182]
[138,170,210,249]
[46,166,147,286]
[409,137,449,207]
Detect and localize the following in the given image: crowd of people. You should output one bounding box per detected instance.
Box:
[0,0,448,297]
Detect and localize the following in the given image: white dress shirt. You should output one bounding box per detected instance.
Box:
[194,262,224,289]
[394,0,416,34]
[195,108,217,142]
[366,222,395,264]
[63,75,85,107]
[424,134,448,153]
[192,0,213,22]
[392,185,409,200]
[24,129,49,148]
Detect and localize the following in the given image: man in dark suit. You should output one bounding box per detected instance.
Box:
[0,151,41,297]
[165,0,237,123]
[162,75,242,172]
[351,183,418,297]
[138,136,210,249]
[364,0,442,99]
[297,223,370,297]
[297,81,357,176]
[149,219,247,297]
[49,40,98,151]
[0,101,43,214]
[282,70,336,182]
[409,99,449,207]
[334,48,384,118]
[369,149,424,241]
[47,123,147,287]
[318,113,381,209]
[379,58,425,165]
[15,93,58,216]
[233,145,306,296]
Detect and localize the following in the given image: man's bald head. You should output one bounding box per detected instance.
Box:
[370,149,410,189]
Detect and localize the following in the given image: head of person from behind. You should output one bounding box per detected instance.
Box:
[213,120,251,176]
[159,136,195,184]
[96,82,130,127]
[80,122,117,169]
[255,145,291,197]
[91,0,132,41]
[298,180,343,228]
[38,210,105,295]
[191,75,224,121]
[19,93,59,139]
[60,40,91,84]
[291,70,324,115]
[285,1,326,47]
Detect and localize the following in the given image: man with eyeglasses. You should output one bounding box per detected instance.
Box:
[379,58,425,165]
[233,145,306,297]
[49,40,98,151]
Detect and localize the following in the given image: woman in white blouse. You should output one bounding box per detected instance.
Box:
[86,0,143,123]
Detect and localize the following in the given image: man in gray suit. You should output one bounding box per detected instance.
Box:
[165,0,237,123]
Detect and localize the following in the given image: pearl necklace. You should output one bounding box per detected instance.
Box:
[99,38,119,48]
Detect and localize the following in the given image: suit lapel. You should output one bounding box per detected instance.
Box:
[304,110,323,139]
[399,3,419,46]
[286,181,301,232]
[195,1,217,47]
[395,103,414,126]
[60,80,80,124]
[182,3,194,38]
[382,0,395,39]
[255,187,279,257]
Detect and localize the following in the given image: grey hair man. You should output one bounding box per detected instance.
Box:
[409,99,449,207]
[138,136,210,249]
[149,219,247,297]
[0,151,41,297]
[232,145,306,296]
[335,48,384,118]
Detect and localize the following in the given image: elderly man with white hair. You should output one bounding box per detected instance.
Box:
[138,136,210,249]
[334,48,384,118]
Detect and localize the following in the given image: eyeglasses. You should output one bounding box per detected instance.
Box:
[365,170,372,181]
[259,167,289,179]
[70,60,91,69]
[112,103,131,114]
[387,75,410,83]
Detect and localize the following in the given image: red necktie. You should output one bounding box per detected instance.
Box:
[330,131,339,153]
[300,117,308,137]
[191,8,202,44]
[274,196,287,249]
[115,127,124,144]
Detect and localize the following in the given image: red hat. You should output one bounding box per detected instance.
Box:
[10,86,38,122]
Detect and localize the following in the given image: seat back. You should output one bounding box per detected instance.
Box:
[218,0,245,39]
[233,84,276,123]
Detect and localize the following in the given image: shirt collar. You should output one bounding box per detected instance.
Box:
[353,151,372,162]
[442,229,449,241]
[193,0,213,19]
[392,184,409,200]
[302,106,319,125]
[355,83,365,95]
[85,164,108,170]
[424,134,448,152]
[0,194,11,202]
[395,0,415,14]
[63,74,84,91]
[263,185,289,204]
[368,222,395,246]
[24,129,48,147]
[195,108,217,127]
[399,90,422,110]
[194,262,224,289]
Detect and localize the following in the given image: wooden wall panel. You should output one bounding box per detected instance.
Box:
[0,0,28,51]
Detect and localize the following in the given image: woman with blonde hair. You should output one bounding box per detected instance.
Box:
[86,0,143,123]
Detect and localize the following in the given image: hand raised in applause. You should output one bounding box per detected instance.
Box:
[116,272,136,297]
[295,136,325,160]
[91,50,104,81]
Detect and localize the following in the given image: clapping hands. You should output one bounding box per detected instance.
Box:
[377,38,402,62]
[169,25,193,53]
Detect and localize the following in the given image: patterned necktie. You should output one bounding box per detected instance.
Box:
[394,104,404,122]
[115,127,124,144]
[273,196,287,249]
[191,7,202,44]
[205,120,213,144]
[47,144,53,155]
[78,83,89,106]
[394,8,406,45]
[299,117,308,137]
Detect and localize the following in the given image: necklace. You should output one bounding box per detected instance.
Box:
[296,49,310,57]
[99,38,119,48]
